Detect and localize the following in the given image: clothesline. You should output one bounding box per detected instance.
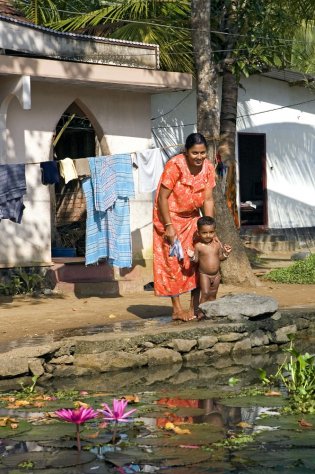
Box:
[11,143,183,166]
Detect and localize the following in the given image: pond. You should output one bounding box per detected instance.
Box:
[0,341,314,474]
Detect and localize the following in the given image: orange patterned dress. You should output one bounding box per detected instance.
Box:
[153,154,216,297]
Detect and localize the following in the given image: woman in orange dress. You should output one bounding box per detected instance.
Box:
[153,133,216,321]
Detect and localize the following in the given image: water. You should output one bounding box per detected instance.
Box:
[0,346,314,473]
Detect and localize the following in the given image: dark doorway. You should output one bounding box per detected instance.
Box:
[52,103,97,256]
[238,133,267,226]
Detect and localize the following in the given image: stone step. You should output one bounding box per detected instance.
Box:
[55,279,146,296]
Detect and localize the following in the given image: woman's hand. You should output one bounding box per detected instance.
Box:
[164,224,176,245]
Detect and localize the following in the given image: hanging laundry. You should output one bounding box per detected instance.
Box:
[0,164,26,223]
[135,148,165,193]
[40,161,60,185]
[58,158,78,184]
[82,154,135,268]
[74,158,91,178]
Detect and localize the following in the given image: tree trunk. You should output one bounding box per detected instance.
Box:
[191,0,258,286]
[191,0,219,160]
[219,70,239,227]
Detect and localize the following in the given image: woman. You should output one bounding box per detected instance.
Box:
[153,133,216,321]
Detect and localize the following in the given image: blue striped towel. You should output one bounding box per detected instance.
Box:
[83,154,134,267]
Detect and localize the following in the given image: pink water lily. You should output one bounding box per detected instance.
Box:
[55,407,98,424]
[100,399,137,422]
[55,406,98,452]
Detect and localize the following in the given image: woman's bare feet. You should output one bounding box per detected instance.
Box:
[172,310,196,322]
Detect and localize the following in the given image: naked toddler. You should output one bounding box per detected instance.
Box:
[187,216,232,314]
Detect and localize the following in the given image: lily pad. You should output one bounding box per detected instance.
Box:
[257,414,315,429]
[105,446,212,467]
[137,423,225,447]
[0,420,31,438]
[11,422,77,441]
[221,395,285,408]
[2,451,96,469]
[240,446,315,471]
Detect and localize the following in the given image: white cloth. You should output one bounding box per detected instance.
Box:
[135,148,164,193]
[59,158,78,184]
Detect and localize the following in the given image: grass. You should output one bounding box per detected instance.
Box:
[263,254,315,284]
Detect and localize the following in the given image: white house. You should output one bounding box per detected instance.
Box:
[0,13,192,293]
[151,70,315,251]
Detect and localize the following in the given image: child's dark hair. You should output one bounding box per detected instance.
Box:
[185,133,207,151]
[197,216,216,229]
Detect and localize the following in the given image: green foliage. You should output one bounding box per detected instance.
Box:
[19,376,39,396]
[214,433,254,448]
[14,0,315,77]
[259,337,315,413]
[263,254,315,284]
[53,389,80,400]
[0,268,45,296]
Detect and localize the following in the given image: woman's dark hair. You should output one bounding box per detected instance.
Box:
[185,133,207,151]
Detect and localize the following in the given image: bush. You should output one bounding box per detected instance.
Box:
[263,254,315,284]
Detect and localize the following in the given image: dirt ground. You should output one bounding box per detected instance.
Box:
[0,280,314,346]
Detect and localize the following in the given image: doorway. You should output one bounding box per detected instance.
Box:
[238,133,267,226]
[52,103,97,256]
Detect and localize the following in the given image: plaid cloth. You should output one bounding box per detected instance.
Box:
[0,164,26,223]
[83,154,135,267]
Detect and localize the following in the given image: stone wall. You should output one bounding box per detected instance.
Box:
[0,307,314,390]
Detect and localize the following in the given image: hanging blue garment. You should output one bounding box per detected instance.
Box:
[0,164,26,223]
[83,154,135,268]
[40,161,60,185]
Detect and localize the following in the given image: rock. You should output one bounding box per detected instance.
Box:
[291,251,311,261]
[168,339,197,353]
[28,359,45,377]
[250,330,269,347]
[271,311,282,321]
[53,366,94,378]
[199,293,278,322]
[171,369,198,385]
[145,348,182,366]
[43,363,55,374]
[142,341,155,349]
[183,350,211,364]
[274,325,297,343]
[198,336,218,350]
[296,318,310,330]
[145,364,182,384]
[0,356,29,377]
[50,355,74,365]
[213,343,233,355]
[232,338,252,354]
[218,333,244,343]
[75,351,148,372]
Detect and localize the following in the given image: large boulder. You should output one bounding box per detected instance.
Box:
[199,293,278,322]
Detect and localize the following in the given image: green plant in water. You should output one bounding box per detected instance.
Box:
[19,375,39,396]
[214,433,254,448]
[259,336,315,413]
[18,460,35,469]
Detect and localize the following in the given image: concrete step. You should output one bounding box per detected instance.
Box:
[47,258,153,297]
[55,279,146,296]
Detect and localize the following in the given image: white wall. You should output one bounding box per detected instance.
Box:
[238,75,315,229]
[0,80,152,266]
[151,76,315,229]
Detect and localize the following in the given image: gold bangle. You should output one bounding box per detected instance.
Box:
[164,222,173,227]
